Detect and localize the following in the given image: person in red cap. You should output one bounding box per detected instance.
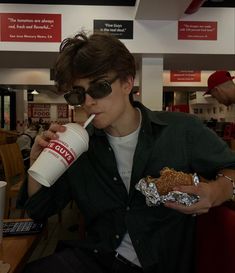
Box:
[205,70,235,106]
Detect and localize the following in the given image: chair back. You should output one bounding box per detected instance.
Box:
[0,131,7,145]
[196,205,235,273]
[0,143,25,185]
[0,143,25,217]
[0,129,18,144]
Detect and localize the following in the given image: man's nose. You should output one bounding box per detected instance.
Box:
[84,93,96,106]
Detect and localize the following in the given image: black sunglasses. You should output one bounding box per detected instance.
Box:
[64,75,119,106]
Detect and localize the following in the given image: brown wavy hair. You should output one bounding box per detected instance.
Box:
[54,31,136,94]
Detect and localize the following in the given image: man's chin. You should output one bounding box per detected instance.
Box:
[92,122,107,130]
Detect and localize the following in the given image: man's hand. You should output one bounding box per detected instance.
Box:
[30,123,66,165]
[164,170,235,216]
[28,123,66,197]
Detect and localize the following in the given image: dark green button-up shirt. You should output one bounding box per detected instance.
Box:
[18,102,235,273]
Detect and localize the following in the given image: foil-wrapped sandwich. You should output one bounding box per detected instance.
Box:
[136,167,200,206]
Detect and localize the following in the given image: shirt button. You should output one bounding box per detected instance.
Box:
[113,177,118,181]
[93,249,99,254]
[115,234,120,239]
[126,206,130,211]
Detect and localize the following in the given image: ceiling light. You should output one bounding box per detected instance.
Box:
[31,90,39,95]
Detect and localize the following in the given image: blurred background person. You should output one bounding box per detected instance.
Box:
[205,70,235,106]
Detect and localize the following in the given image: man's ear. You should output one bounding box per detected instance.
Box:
[211,86,219,94]
[123,76,134,95]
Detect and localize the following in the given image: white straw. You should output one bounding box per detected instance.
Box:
[83,114,96,128]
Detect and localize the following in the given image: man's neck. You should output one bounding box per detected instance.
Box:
[105,106,141,137]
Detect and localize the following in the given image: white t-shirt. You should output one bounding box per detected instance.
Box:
[106,109,142,267]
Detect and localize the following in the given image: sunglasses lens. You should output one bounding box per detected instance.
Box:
[64,79,115,106]
[64,88,85,106]
[89,81,112,99]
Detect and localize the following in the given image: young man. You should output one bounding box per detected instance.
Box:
[205,70,235,106]
[18,32,235,273]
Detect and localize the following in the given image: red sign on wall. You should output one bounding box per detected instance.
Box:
[170,70,201,82]
[31,104,50,118]
[0,13,61,42]
[178,21,217,40]
[57,104,68,118]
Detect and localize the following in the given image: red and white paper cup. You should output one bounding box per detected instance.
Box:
[28,123,89,187]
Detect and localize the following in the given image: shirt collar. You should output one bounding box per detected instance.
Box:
[92,101,168,137]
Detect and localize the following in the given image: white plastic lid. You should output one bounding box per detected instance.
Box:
[64,123,89,143]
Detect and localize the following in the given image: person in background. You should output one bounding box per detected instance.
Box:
[205,70,235,106]
[27,117,32,127]
[17,32,235,273]
[38,117,44,125]
[16,122,39,169]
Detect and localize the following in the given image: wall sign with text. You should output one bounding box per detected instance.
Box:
[29,104,51,118]
[57,104,68,118]
[170,71,201,82]
[178,21,217,40]
[94,20,133,39]
[0,13,61,42]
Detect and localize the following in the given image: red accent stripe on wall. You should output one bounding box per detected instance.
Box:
[185,0,206,14]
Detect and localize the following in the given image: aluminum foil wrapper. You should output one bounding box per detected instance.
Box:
[135,173,200,207]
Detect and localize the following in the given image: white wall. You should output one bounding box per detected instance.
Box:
[141,57,163,110]
[0,68,53,85]
[0,5,234,55]
[133,8,235,54]
[163,70,235,87]
[30,91,66,103]
[0,4,235,117]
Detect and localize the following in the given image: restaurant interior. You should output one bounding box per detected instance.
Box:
[0,1,235,273]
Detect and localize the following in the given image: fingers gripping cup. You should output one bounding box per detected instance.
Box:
[28,123,89,187]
